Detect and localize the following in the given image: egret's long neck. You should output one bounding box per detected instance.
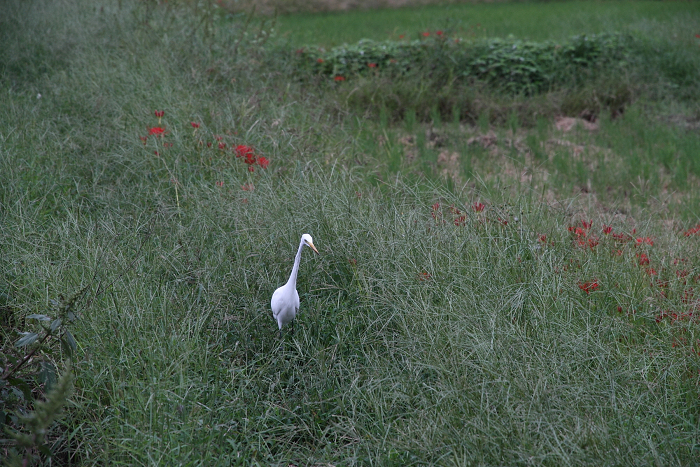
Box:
[286,237,306,287]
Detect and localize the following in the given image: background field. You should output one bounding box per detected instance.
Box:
[2,0,700,465]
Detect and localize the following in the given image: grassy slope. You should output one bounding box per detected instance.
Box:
[1,0,700,465]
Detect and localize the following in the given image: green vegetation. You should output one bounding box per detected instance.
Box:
[275,0,700,47]
[1,0,700,465]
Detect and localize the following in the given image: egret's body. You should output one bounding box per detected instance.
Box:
[271,234,318,335]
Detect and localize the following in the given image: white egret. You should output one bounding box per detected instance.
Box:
[271,233,319,336]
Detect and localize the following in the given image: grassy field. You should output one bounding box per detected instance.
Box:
[2,0,700,465]
[275,0,700,47]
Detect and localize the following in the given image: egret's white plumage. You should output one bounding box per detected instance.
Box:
[271,233,318,335]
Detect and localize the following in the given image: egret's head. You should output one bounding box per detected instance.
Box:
[302,233,319,254]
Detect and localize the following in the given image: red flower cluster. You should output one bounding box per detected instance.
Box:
[148,127,166,136]
[334,76,346,82]
[684,223,700,236]
[234,145,270,171]
[418,271,432,281]
[568,220,598,249]
[368,63,377,68]
[636,237,654,246]
[154,110,164,118]
[579,280,599,294]
[471,201,485,212]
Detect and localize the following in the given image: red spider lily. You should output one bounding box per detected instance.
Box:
[206,142,212,148]
[638,252,650,266]
[612,232,632,242]
[139,136,147,145]
[578,280,599,294]
[684,223,700,236]
[215,135,223,141]
[190,122,200,128]
[257,156,269,169]
[215,181,224,187]
[636,237,654,246]
[241,183,254,191]
[538,234,547,242]
[422,31,430,37]
[418,271,432,281]
[602,225,612,235]
[148,127,166,136]
[696,34,700,39]
[248,166,255,172]
[399,34,405,39]
[243,152,256,165]
[436,30,443,36]
[498,218,508,226]
[154,110,164,118]
[581,220,592,230]
[432,202,440,211]
[646,267,658,276]
[235,145,255,158]
[218,142,226,150]
[163,142,173,148]
[368,62,377,68]
[317,58,324,63]
[587,236,599,248]
[677,270,689,279]
[153,151,160,156]
[472,201,485,212]
[334,76,346,82]
[617,306,623,313]
[454,216,466,226]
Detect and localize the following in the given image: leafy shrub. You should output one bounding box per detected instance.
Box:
[296,33,632,94]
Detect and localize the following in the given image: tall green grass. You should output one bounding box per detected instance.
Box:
[2,0,700,465]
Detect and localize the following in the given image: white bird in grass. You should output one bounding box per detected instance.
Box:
[271,233,319,337]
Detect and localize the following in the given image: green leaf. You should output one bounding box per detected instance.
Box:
[26,314,51,321]
[7,377,32,400]
[15,332,39,347]
[63,329,77,353]
[50,318,62,332]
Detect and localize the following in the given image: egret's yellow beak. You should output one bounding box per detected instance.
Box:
[307,241,319,254]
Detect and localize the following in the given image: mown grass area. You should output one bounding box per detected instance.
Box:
[2,0,700,465]
[275,0,700,47]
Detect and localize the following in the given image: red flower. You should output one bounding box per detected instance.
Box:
[139,136,147,145]
[334,76,346,82]
[218,142,226,150]
[215,181,224,187]
[190,122,200,128]
[257,156,270,169]
[244,152,256,165]
[148,127,166,136]
[454,216,466,226]
[538,234,547,242]
[241,183,254,191]
[163,142,173,148]
[418,271,432,281]
[636,237,653,246]
[248,166,255,172]
[684,223,700,236]
[581,220,592,230]
[206,142,212,148]
[317,58,324,63]
[368,62,377,68]
[235,145,255,158]
[579,280,599,294]
[602,225,612,235]
[432,202,440,211]
[153,151,160,156]
[471,201,485,212]
[215,135,223,141]
[436,30,443,36]
[399,34,405,39]
[588,236,599,248]
[154,110,164,118]
[422,31,430,37]
[638,252,650,266]
[696,34,700,39]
